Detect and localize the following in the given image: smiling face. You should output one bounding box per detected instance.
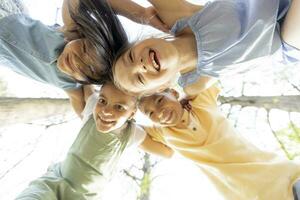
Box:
[57,38,104,83]
[113,38,180,95]
[139,90,184,126]
[93,83,137,133]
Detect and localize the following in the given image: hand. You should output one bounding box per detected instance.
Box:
[180,98,192,111]
[59,26,81,42]
[141,7,170,33]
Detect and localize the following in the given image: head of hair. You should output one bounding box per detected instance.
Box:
[69,0,129,85]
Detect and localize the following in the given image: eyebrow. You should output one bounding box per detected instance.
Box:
[98,94,106,99]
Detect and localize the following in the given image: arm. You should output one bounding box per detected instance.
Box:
[147,0,202,29]
[183,76,217,99]
[107,0,169,32]
[61,0,81,40]
[65,85,95,119]
[139,134,174,158]
[281,0,300,50]
[62,0,169,35]
[83,84,95,102]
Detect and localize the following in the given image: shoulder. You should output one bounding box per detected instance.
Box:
[143,126,165,143]
[0,14,65,63]
[191,85,221,107]
[81,94,98,121]
[126,124,147,147]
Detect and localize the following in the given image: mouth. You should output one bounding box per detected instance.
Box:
[97,114,116,126]
[160,109,174,124]
[149,49,160,72]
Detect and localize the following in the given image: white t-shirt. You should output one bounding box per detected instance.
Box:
[81,94,146,147]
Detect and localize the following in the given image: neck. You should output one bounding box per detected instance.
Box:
[174,108,190,129]
[170,35,198,74]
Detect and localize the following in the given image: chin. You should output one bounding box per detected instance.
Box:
[96,124,113,133]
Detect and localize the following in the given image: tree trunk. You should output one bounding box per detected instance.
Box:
[0,97,72,127]
[138,153,151,200]
[219,95,300,112]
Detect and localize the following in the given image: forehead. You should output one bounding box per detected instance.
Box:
[139,94,161,109]
[80,39,103,67]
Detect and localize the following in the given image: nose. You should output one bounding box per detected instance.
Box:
[132,57,148,73]
[158,109,164,120]
[102,107,113,116]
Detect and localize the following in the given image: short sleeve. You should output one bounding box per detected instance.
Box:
[176,0,284,87]
[81,94,98,122]
[192,85,221,108]
[144,126,166,145]
[127,125,147,147]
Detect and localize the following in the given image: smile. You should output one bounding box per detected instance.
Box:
[160,109,174,124]
[98,114,116,125]
[149,49,160,72]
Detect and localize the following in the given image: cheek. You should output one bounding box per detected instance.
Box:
[116,111,131,121]
[93,105,102,116]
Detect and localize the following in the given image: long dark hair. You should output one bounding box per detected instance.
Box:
[69,0,129,84]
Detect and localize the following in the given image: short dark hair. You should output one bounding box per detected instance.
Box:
[69,0,129,85]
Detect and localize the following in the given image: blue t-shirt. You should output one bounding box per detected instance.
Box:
[171,0,297,88]
[0,14,80,90]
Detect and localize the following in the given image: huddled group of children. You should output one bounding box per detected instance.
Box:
[1,0,300,199]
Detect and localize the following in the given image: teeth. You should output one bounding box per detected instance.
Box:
[98,115,114,123]
[150,51,159,70]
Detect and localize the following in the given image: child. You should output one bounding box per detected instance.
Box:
[112,0,300,95]
[0,0,129,116]
[139,85,300,200]
[16,82,173,199]
[0,0,168,116]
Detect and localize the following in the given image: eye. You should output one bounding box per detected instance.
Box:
[149,111,154,117]
[129,50,133,62]
[82,40,87,53]
[88,65,96,75]
[137,74,144,85]
[143,65,147,70]
[156,96,164,104]
[98,98,107,105]
[115,104,126,111]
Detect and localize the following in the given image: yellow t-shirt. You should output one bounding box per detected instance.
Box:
[145,86,300,200]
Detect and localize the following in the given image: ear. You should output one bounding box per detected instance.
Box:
[169,88,179,99]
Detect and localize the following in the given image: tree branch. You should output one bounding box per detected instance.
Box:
[219,95,300,112]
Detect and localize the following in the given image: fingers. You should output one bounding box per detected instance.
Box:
[143,6,170,33]
[149,15,170,33]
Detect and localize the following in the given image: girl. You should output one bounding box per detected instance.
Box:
[0,0,168,116]
[16,81,173,199]
[112,0,300,96]
[0,0,128,116]
[139,86,300,200]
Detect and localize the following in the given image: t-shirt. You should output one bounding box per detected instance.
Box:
[172,0,298,88]
[0,14,80,90]
[16,94,146,199]
[145,85,300,200]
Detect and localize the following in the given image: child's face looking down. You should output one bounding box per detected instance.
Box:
[57,38,103,82]
[93,83,137,133]
[139,90,184,126]
[113,38,179,95]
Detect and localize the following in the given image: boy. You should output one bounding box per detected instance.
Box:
[139,85,300,200]
[16,82,172,199]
